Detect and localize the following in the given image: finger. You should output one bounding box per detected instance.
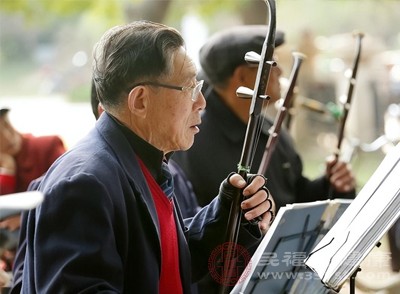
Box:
[243,198,272,221]
[331,170,352,184]
[228,173,247,189]
[258,211,275,232]
[247,194,276,232]
[242,175,266,197]
[326,158,349,180]
[332,176,355,192]
[330,161,350,175]
[330,166,354,187]
[241,187,270,209]
[325,155,337,170]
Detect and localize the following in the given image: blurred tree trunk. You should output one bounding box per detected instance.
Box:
[124,0,172,23]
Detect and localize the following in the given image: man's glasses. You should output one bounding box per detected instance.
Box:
[129,80,204,102]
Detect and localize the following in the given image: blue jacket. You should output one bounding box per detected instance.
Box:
[12,113,261,293]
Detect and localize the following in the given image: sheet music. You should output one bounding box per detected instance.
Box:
[305,143,400,291]
[230,199,351,294]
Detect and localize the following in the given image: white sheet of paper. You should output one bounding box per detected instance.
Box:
[305,143,400,291]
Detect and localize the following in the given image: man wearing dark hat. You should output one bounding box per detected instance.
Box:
[174,25,356,213]
[172,24,356,294]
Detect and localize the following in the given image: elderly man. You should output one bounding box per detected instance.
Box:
[11,21,275,293]
[90,78,201,218]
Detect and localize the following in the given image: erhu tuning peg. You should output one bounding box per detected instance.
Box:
[236,86,269,100]
[245,51,261,65]
[236,86,254,99]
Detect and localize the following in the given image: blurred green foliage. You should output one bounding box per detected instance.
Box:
[0,0,124,26]
[1,0,399,101]
[0,0,396,191]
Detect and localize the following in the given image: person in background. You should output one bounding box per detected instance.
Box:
[174,25,356,213]
[0,134,16,196]
[0,108,66,195]
[0,108,66,273]
[173,25,357,294]
[11,21,275,293]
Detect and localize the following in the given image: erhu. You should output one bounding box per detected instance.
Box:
[258,51,306,174]
[218,0,277,293]
[327,31,363,199]
[334,31,364,161]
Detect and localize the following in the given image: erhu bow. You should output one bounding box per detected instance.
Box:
[218,0,277,293]
[258,51,306,174]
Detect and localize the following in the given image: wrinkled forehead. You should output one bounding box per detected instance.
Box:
[169,47,198,81]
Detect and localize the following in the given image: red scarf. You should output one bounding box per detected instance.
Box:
[0,174,16,195]
[138,159,183,294]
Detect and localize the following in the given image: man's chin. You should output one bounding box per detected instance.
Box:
[181,140,194,151]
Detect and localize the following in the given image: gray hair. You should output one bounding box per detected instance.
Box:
[92,20,185,110]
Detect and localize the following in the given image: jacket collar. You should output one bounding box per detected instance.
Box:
[94,113,191,290]
[95,113,161,237]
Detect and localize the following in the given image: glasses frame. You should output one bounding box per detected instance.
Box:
[129,80,204,102]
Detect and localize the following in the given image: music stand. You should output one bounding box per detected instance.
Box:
[231,199,351,294]
[305,143,400,293]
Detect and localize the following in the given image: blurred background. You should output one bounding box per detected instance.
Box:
[1,0,399,177]
[0,1,399,291]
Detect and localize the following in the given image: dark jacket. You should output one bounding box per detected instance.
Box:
[169,159,201,218]
[174,89,354,210]
[12,113,261,293]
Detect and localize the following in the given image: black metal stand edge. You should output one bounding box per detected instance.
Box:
[349,267,362,294]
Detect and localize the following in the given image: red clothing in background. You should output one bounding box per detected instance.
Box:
[14,134,66,192]
[0,174,16,195]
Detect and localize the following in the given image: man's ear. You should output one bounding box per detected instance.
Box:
[127,86,148,118]
[233,65,257,88]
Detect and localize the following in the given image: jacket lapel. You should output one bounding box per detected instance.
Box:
[95,113,160,239]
